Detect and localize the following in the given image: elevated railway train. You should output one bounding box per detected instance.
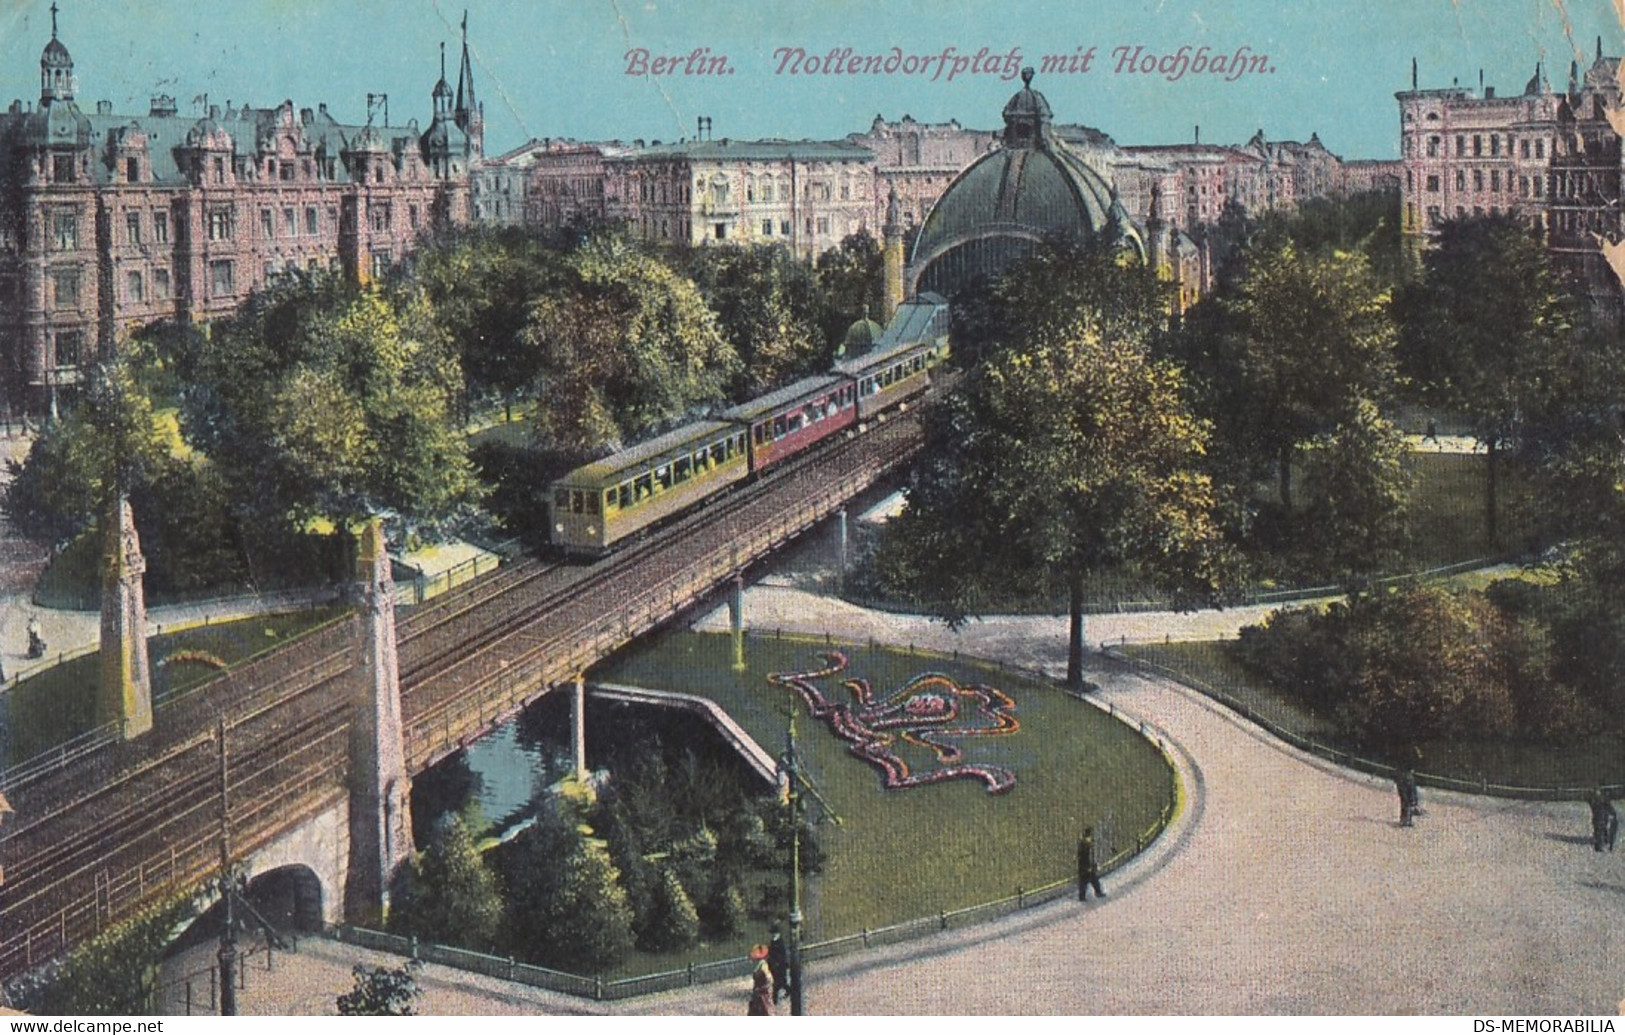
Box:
[550,292,952,554]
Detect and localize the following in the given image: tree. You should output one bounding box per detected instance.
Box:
[410,226,559,418]
[686,243,829,395]
[521,234,740,452]
[1200,237,1397,510]
[1298,399,1412,576]
[336,962,422,1016]
[31,889,194,1015]
[173,274,479,536]
[880,315,1228,691]
[501,783,635,972]
[1396,214,1580,548]
[389,814,503,952]
[638,868,701,952]
[815,230,884,345]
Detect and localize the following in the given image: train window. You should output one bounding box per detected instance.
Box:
[604,489,618,512]
[736,432,747,454]
[773,416,786,439]
[693,449,708,473]
[619,483,634,510]
[554,489,570,510]
[655,465,672,491]
[674,456,692,483]
[585,492,599,515]
[571,490,585,514]
[711,441,727,465]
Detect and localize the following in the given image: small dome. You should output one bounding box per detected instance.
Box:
[41,36,71,69]
[433,76,453,100]
[843,315,884,353]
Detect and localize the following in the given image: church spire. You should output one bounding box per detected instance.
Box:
[455,10,475,126]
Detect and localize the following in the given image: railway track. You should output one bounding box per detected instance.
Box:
[0,399,929,980]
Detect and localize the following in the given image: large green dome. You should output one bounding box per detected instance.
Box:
[909,68,1142,298]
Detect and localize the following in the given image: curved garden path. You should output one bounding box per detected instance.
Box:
[158,584,1625,1015]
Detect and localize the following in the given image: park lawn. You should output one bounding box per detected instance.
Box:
[1123,639,1625,789]
[0,608,347,765]
[1401,451,1537,567]
[599,630,1175,943]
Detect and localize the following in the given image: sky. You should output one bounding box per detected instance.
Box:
[0,0,1621,160]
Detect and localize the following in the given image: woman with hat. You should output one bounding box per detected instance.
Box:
[747,943,774,1015]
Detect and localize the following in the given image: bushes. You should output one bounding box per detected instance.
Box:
[1236,583,1598,754]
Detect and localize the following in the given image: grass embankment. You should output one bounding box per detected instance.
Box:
[0,608,346,764]
[1122,637,1624,789]
[600,630,1174,943]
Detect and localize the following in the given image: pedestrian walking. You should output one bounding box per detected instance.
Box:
[1077,826,1104,901]
[747,944,774,1016]
[1396,768,1420,827]
[766,924,790,1005]
[1590,791,1618,852]
[1423,419,1439,447]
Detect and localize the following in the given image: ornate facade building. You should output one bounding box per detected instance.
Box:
[1396,44,1623,313]
[603,134,877,257]
[0,9,482,414]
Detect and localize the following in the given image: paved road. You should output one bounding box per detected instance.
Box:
[154,584,1625,1015]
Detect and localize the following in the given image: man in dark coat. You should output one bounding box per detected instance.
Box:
[1397,768,1419,827]
[1077,826,1104,901]
[766,924,790,1004]
[1590,791,1618,852]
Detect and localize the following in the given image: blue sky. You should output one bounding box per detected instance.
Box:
[0,1,1620,159]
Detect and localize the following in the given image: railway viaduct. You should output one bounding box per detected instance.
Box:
[0,411,925,979]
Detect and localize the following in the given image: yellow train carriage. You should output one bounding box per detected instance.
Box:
[835,292,952,422]
[550,420,750,553]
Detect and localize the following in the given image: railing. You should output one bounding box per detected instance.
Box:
[1103,645,1616,802]
[393,552,503,607]
[325,632,1181,1003]
[155,936,298,1016]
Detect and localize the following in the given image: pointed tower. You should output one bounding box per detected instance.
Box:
[881,186,905,324]
[453,11,483,160]
[39,2,73,104]
[98,495,152,739]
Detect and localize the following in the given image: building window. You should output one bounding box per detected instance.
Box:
[373,165,384,184]
[153,210,169,243]
[126,211,141,245]
[1427,205,1441,227]
[1474,169,1484,192]
[762,219,773,236]
[810,182,831,202]
[306,207,318,235]
[52,268,80,309]
[1491,136,1501,157]
[371,251,391,279]
[126,157,140,183]
[1455,170,1465,190]
[713,222,727,240]
[52,211,78,250]
[53,154,75,182]
[369,204,391,232]
[816,216,831,234]
[1425,175,1440,193]
[261,209,274,238]
[1427,136,1440,157]
[54,330,82,368]
[210,259,234,296]
[1520,139,1530,158]
[284,208,296,237]
[781,220,790,236]
[1491,169,1501,191]
[126,270,144,303]
[1535,139,1545,159]
[280,161,295,182]
[209,209,234,241]
[1473,135,1482,156]
[153,268,170,299]
[408,204,420,230]
[213,157,226,184]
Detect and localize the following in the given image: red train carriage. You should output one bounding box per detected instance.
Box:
[719,374,858,475]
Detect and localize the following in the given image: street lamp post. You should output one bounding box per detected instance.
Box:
[785,713,806,1017]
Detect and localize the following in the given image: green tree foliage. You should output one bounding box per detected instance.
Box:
[521,234,739,452]
[1395,213,1581,548]
[1298,399,1412,576]
[409,226,558,412]
[336,962,422,1016]
[389,814,503,952]
[639,868,701,952]
[500,785,635,972]
[698,876,748,941]
[686,244,829,395]
[815,229,885,345]
[173,274,477,533]
[1236,585,1591,754]
[32,889,194,1015]
[880,302,1227,690]
[1194,237,1397,511]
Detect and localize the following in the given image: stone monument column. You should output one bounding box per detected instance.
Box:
[343,518,413,925]
[98,495,152,738]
